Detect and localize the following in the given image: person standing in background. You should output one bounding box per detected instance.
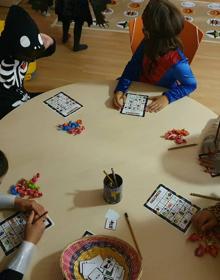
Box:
[55,0,108,52]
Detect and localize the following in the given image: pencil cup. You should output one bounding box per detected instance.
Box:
[103,174,123,204]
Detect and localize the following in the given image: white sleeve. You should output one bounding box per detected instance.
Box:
[8,241,36,274]
[0,193,15,209]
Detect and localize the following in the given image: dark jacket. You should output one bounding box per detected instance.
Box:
[55,0,110,25]
[55,0,93,25]
[0,269,23,280]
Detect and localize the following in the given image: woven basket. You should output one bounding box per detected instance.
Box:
[60,235,142,280]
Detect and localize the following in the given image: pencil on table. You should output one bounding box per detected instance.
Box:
[168,143,198,151]
[33,211,48,224]
[124,212,142,259]
[190,193,220,202]
[103,170,115,185]
[111,168,118,188]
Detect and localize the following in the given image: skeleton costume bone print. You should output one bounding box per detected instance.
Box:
[0,5,56,119]
[0,59,30,107]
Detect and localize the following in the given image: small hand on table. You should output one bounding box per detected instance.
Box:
[147,95,169,113]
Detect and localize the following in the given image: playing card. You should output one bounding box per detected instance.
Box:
[103,264,117,278]
[101,258,116,271]
[79,256,103,275]
[82,262,98,278]
[114,264,124,278]
[105,209,120,220]
[88,268,104,280]
[105,219,117,231]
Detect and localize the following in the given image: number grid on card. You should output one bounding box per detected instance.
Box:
[120,93,148,117]
[0,212,54,255]
[44,92,83,117]
[144,184,200,232]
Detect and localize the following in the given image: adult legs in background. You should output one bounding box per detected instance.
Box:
[62,18,71,43]
[73,20,88,52]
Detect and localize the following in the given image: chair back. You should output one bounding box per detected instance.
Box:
[129,17,204,64]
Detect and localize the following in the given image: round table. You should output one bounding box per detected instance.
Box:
[0,81,219,280]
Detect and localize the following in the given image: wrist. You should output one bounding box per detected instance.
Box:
[162,93,170,103]
[14,197,23,209]
[115,91,124,95]
[206,205,220,224]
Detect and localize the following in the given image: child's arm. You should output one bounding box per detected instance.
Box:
[5,211,45,279]
[162,60,197,103]
[114,41,145,95]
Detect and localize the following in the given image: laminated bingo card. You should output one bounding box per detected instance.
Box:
[44,92,83,117]
[0,212,54,255]
[120,93,148,117]
[144,184,200,232]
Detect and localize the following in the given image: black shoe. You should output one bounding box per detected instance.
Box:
[73,44,88,52]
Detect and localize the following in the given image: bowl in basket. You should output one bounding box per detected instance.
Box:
[60,235,142,280]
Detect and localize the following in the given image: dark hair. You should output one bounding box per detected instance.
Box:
[142,0,184,64]
[0,151,9,177]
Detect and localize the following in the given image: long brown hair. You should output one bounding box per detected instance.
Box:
[0,151,8,177]
[142,0,184,63]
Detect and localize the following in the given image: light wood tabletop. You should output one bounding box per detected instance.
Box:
[0,81,219,280]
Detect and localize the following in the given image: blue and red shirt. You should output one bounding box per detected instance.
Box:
[115,41,197,103]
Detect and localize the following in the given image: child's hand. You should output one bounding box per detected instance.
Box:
[113,91,126,110]
[192,210,218,232]
[201,135,217,154]
[147,95,169,113]
[15,198,46,216]
[199,153,220,174]
[40,33,54,49]
[24,211,46,244]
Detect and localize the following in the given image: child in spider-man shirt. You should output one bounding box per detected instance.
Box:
[113,0,197,113]
[0,5,56,119]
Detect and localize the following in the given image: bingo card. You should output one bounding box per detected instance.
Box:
[120,93,148,117]
[144,184,200,232]
[44,92,83,117]
[0,212,54,255]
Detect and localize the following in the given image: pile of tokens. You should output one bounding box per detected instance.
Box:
[162,128,189,144]
[57,120,85,135]
[9,173,43,198]
[187,232,220,257]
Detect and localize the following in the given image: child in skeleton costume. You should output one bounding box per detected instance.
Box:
[0,6,56,119]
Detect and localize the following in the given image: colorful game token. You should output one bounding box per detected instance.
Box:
[187,231,220,257]
[9,173,43,199]
[57,119,85,135]
[162,128,190,144]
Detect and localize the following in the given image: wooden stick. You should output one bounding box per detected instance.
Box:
[111,168,118,188]
[33,211,48,224]
[103,170,114,185]
[168,143,198,151]
[190,193,220,202]
[124,213,142,259]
